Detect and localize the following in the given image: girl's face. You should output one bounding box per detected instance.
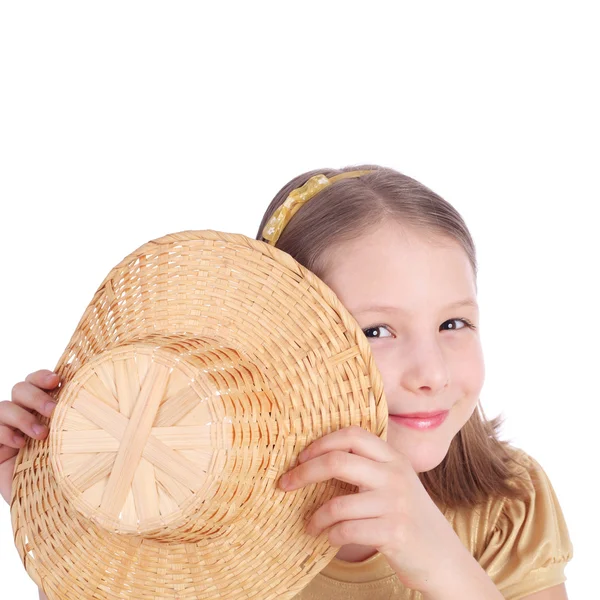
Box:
[320,222,485,474]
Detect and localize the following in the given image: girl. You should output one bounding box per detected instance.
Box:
[0,165,573,600]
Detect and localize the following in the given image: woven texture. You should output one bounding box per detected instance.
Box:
[11,230,387,599]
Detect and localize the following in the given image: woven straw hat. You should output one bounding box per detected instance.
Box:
[11,230,387,600]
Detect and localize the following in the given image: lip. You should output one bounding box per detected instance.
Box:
[389,410,449,430]
[393,410,447,418]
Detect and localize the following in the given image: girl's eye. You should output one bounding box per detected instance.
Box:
[363,319,476,340]
[440,318,476,331]
[362,325,394,339]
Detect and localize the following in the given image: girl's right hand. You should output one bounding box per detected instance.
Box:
[0,370,60,505]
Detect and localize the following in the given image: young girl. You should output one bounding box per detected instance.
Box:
[0,165,573,599]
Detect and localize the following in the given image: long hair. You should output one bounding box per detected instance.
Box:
[256,164,532,509]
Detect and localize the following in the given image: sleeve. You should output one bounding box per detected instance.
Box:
[476,450,574,600]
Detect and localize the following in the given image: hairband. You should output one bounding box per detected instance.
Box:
[261,170,372,246]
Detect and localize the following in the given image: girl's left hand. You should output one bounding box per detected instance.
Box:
[278,425,469,594]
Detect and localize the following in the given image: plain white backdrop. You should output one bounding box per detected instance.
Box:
[0,2,597,598]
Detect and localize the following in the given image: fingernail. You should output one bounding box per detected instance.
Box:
[44,401,57,416]
[32,424,46,436]
[279,474,290,489]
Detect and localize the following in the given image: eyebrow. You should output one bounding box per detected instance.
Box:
[352,299,479,315]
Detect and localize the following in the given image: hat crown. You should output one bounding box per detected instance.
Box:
[15,230,388,599]
[50,336,273,541]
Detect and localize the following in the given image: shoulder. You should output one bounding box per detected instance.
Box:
[477,446,574,599]
[491,446,569,530]
[485,446,572,553]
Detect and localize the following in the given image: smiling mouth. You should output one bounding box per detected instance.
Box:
[388,411,449,430]
[390,410,448,418]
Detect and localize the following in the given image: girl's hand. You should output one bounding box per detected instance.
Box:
[0,370,59,505]
[278,425,468,594]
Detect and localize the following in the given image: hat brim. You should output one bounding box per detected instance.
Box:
[11,230,387,599]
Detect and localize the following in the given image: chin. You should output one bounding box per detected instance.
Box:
[411,453,446,474]
[390,437,451,474]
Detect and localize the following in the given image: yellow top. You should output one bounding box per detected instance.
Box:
[292,448,573,600]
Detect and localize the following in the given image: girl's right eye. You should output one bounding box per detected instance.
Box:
[362,325,394,339]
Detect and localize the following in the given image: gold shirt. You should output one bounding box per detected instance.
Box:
[292,448,573,600]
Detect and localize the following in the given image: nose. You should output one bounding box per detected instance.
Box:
[399,335,449,395]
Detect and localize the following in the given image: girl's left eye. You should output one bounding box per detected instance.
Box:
[441,318,476,331]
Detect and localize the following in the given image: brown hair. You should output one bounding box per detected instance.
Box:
[256,164,532,510]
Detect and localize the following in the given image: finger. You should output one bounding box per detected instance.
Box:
[24,370,60,391]
[298,425,395,465]
[308,489,384,537]
[0,445,18,466]
[0,452,17,504]
[281,451,387,492]
[0,424,27,449]
[11,381,58,418]
[327,517,389,548]
[0,401,49,440]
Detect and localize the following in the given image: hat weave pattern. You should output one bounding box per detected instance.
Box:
[11,230,387,599]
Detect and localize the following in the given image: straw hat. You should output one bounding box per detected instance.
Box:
[11,230,387,600]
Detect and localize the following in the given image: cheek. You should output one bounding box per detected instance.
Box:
[452,343,485,396]
[369,348,397,388]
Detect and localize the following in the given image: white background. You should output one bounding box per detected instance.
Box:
[0,2,597,598]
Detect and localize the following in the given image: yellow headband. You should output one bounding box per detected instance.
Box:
[261,170,372,246]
